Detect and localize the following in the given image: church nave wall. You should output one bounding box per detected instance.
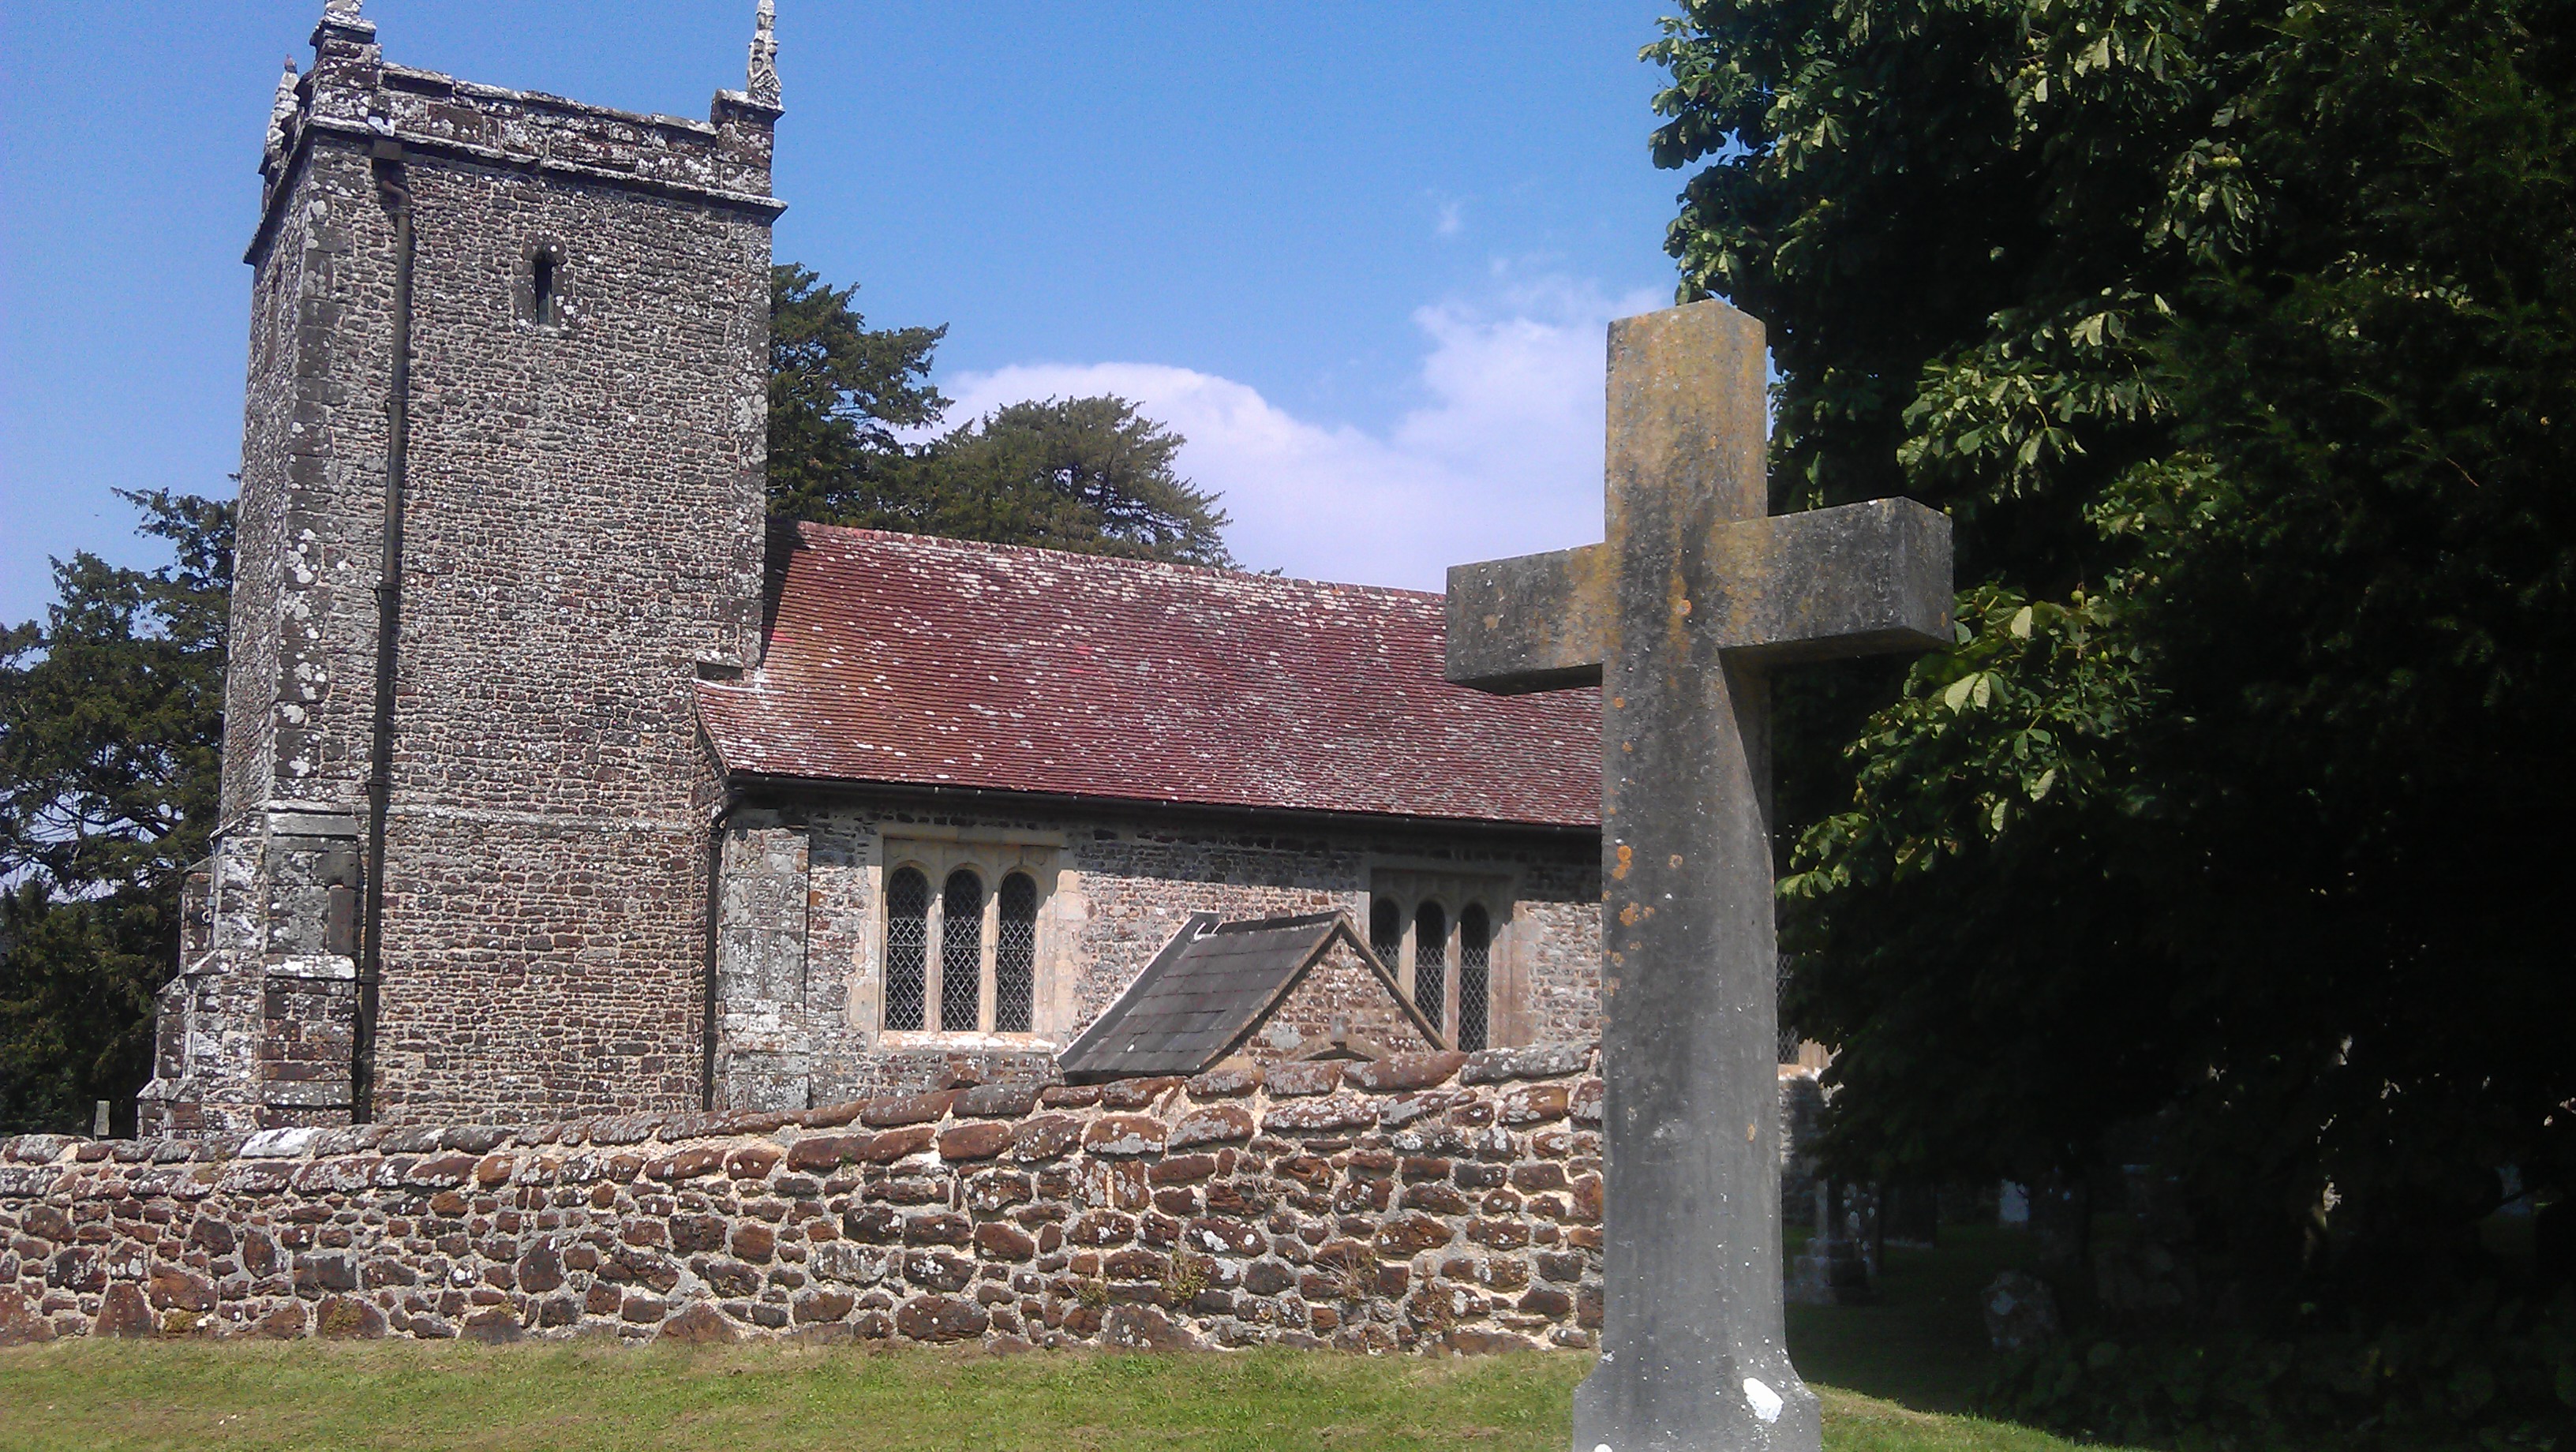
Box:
[710,798,1602,1114]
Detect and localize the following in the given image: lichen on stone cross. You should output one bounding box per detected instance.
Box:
[1445,299,1953,1452]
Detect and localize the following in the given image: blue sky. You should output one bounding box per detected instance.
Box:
[1,2,1692,623]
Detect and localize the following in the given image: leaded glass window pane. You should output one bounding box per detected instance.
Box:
[1413,901,1447,1033]
[1369,896,1402,968]
[885,866,928,1031]
[995,872,1037,1033]
[1458,904,1492,1053]
[941,870,983,1031]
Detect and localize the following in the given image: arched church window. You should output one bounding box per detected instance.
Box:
[885,866,929,1031]
[1413,901,1447,1032]
[1370,896,1402,969]
[1457,904,1492,1053]
[995,872,1037,1033]
[882,840,1061,1037]
[941,870,983,1032]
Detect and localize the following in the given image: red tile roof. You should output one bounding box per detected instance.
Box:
[695,524,1601,828]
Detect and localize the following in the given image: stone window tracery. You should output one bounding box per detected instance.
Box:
[1369,867,1513,1050]
[876,836,1059,1039]
[883,866,929,1031]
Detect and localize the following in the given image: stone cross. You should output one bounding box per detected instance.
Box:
[1447,299,1952,1452]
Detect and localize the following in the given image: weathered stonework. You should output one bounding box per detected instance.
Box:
[146,813,365,1134]
[1238,937,1440,1065]
[1447,301,1953,1450]
[13,1049,1622,1352]
[710,799,1599,1113]
[143,7,777,1132]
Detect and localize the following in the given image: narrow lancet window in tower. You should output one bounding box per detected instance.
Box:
[531,253,557,327]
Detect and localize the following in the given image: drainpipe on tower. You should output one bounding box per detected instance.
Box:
[353,136,415,1125]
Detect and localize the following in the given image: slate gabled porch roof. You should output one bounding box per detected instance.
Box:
[1054,911,1441,1083]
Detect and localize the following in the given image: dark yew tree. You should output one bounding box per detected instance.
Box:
[890,397,1234,568]
[765,262,949,525]
[1,492,230,1134]
[766,265,1233,567]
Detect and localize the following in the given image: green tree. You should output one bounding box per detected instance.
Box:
[1650,0,2575,1319]
[766,265,1234,567]
[889,397,1234,568]
[0,491,231,1134]
[766,263,949,525]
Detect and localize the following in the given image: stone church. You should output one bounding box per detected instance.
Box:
[139,2,1605,1135]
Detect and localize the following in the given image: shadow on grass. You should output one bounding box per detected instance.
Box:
[1788,1223,2039,1416]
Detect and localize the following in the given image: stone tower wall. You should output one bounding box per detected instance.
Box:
[362,101,776,1123]
[143,6,781,1132]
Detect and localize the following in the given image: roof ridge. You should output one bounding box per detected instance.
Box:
[784,519,1448,604]
[1211,910,1346,934]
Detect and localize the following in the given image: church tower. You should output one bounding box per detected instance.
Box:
[140,2,783,1130]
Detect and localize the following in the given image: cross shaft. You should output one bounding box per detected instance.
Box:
[1444,300,1951,1452]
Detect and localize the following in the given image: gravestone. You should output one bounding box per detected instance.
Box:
[1447,299,1952,1452]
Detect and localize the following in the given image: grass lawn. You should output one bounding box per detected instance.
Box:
[1789,1224,2039,1415]
[0,1228,2132,1452]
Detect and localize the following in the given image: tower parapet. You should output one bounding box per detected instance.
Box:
[256,2,782,264]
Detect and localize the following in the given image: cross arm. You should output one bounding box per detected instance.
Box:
[1443,542,1613,694]
[1443,497,1954,693]
[1706,496,1954,665]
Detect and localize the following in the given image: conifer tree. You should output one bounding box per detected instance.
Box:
[764,265,1233,567]
[0,492,230,1133]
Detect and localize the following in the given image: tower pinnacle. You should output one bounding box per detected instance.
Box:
[265,58,299,174]
[747,0,780,107]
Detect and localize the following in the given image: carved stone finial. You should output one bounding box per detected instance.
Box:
[323,0,364,21]
[265,58,300,173]
[747,0,781,106]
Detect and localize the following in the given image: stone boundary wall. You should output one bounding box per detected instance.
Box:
[0,1046,1613,1353]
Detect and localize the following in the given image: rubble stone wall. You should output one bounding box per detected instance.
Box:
[714,798,1601,1112]
[5,1048,1616,1353]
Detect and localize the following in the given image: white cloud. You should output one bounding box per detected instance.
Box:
[933,275,1665,591]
